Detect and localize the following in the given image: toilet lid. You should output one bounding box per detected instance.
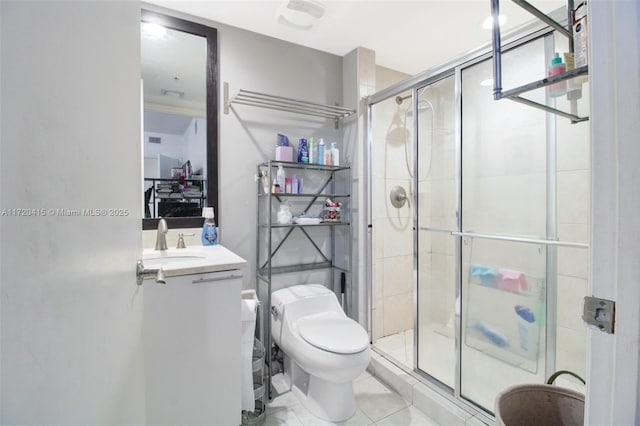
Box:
[296,313,369,354]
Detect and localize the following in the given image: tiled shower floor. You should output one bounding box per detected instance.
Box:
[374,329,414,369]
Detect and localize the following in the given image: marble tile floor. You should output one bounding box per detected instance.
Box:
[263,371,442,426]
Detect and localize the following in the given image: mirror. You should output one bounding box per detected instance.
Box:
[141,10,218,230]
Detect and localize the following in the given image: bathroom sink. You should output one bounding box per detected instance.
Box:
[141,245,247,278]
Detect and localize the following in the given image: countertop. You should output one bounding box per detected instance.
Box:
[142,244,247,278]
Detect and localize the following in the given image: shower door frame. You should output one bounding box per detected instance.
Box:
[365,18,573,418]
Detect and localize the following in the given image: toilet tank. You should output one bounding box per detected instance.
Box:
[271,284,343,341]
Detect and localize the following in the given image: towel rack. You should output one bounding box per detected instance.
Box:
[224,82,355,128]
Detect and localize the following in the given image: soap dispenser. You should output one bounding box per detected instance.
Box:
[201,207,218,246]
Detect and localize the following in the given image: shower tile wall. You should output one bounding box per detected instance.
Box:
[372,66,412,341]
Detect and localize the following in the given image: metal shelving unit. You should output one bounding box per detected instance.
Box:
[256,160,352,400]
[491,0,589,122]
[143,177,207,218]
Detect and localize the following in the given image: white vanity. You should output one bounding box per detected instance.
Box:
[142,245,247,426]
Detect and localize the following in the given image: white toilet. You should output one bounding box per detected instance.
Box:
[271,284,371,422]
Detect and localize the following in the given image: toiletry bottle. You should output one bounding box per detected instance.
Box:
[325,144,332,165]
[201,207,218,246]
[308,138,315,164]
[276,165,285,189]
[548,52,567,97]
[272,178,280,193]
[298,138,309,163]
[291,174,298,194]
[260,171,270,194]
[330,142,339,166]
[285,177,292,194]
[317,138,325,165]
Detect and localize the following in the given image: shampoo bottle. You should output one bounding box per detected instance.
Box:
[548,53,567,97]
[318,138,325,165]
[201,207,218,246]
[308,138,315,164]
[298,138,309,163]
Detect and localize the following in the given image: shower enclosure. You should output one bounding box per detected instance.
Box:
[367,25,590,415]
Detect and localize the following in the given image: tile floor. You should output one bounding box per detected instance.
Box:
[264,371,442,426]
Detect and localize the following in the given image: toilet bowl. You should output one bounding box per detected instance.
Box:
[271,284,371,422]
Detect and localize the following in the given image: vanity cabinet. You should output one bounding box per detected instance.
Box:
[143,261,245,425]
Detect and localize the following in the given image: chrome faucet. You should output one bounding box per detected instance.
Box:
[154,218,168,251]
[176,232,195,249]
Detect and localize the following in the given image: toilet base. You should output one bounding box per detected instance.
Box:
[285,356,356,422]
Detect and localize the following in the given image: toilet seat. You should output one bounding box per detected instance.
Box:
[296,313,369,354]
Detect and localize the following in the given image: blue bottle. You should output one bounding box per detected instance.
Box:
[201,207,218,246]
[298,138,309,163]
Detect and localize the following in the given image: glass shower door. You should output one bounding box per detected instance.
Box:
[460,38,550,410]
[416,74,457,388]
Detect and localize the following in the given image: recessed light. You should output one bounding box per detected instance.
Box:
[482,14,507,30]
[142,22,167,38]
[480,78,494,87]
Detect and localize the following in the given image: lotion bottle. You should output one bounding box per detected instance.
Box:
[330,142,339,166]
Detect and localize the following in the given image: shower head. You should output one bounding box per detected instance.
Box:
[395,95,409,105]
[396,94,432,111]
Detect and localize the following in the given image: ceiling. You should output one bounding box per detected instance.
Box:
[144,0,564,76]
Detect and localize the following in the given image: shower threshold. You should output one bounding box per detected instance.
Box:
[370,331,494,426]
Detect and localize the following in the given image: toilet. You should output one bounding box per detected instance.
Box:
[271,284,371,422]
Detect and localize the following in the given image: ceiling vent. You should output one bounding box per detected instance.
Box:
[276,0,326,30]
[160,89,184,98]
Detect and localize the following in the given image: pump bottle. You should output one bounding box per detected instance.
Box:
[201,207,218,246]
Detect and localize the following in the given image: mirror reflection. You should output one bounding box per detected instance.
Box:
[140,10,218,230]
[142,23,207,219]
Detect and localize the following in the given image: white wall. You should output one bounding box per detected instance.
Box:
[185,117,206,177]
[0,1,145,424]
[143,131,185,169]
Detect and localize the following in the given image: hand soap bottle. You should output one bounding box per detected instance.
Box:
[201,207,218,246]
